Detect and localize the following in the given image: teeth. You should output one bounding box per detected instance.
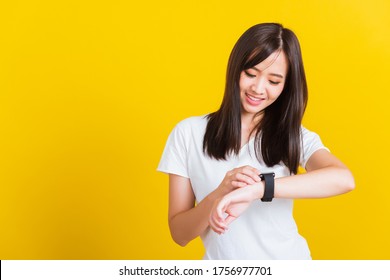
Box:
[247,94,261,101]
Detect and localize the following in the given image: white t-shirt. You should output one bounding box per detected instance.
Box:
[157,115,328,260]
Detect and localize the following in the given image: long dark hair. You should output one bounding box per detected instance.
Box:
[203,23,308,174]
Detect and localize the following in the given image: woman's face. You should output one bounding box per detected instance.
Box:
[239,50,288,120]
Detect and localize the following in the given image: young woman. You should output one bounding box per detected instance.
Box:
[158,23,354,260]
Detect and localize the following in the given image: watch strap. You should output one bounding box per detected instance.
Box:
[260,172,275,202]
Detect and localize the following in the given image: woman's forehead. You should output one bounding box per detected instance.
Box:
[251,50,288,76]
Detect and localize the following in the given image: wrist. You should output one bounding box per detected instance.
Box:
[251,181,265,200]
[207,187,226,204]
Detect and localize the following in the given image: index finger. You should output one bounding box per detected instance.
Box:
[238,165,261,182]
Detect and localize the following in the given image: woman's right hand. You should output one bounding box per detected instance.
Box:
[216,165,261,197]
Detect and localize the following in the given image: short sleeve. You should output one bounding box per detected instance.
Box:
[300,126,330,168]
[157,122,189,178]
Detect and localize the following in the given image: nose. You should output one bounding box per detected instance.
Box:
[251,78,266,95]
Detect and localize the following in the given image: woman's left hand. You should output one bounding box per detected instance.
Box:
[209,182,264,234]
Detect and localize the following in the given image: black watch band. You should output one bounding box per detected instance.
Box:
[260,172,275,202]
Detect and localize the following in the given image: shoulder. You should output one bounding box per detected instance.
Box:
[164,115,209,147]
[159,116,208,178]
[300,125,327,150]
[174,114,209,134]
[300,125,322,142]
[300,125,315,135]
[299,125,329,167]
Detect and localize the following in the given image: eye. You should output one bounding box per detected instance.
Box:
[269,80,281,85]
[244,70,256,78]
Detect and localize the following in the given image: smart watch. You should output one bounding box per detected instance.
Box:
[260,172,275,202]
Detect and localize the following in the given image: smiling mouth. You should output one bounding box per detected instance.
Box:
[245,93,265,105]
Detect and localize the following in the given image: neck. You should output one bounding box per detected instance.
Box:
[241,112,263,143]
[241,112,263,132]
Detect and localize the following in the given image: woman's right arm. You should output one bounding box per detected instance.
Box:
[168,174,218,246]
[168,166,261,246]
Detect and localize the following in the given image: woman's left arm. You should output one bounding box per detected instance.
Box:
[275,149,355,198]
[209,149,355,233]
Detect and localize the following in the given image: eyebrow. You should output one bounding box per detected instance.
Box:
[251,66,284,79]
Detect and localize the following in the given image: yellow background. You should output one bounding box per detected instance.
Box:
[1,0,389,259]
